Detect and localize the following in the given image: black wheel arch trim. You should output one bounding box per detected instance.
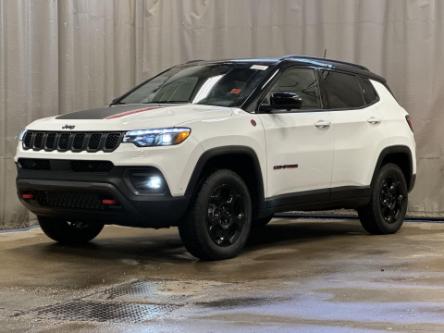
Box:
[372,145,415,192]
[184,145,267,217]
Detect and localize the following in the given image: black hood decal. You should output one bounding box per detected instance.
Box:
[56,104,170,120]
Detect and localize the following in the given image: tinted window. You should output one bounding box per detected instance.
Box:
[262,67,321,110]
[320,71,365,109]
[120,63,270,107]
[359,77,378,104]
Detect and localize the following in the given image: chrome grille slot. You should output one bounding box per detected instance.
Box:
[22,131,123,153]
[45,133,57,150]
[33,133,44,150]
[23,131,33,149]
[104,133,121,151]
[72,133,85,151]
[88,133,102,151]
[58,133,70,150]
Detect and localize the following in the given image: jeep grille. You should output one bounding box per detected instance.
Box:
[22,131,123,152]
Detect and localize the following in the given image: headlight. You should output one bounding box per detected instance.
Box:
[123,127,191,147]
[17,128,27,141]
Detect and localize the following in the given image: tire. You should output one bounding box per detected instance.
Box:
[38,216,104,244]
[358,163,408,235]
[253,214,273,227]
[179,169,252,260]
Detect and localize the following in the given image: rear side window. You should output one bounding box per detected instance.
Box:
[320,71,365,109]
[359,77,379,104]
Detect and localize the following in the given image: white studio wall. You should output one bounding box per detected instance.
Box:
[1,0,443,227]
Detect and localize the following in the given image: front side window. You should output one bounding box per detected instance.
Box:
[320,71,365,109]
[262,67,321,110]
[119,63,271,107]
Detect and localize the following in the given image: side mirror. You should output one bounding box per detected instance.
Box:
[269,92,303,111]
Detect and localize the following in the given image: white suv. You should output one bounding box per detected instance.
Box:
[15,56,416,260]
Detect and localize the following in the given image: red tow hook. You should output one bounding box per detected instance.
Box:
[101,198,118,206]
[21,193,34,200]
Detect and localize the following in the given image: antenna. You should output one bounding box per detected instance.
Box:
[323,49,328,58]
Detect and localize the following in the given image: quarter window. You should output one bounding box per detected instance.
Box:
[359,77,379,104]
[263,68,321,110]
[320,71,365,109]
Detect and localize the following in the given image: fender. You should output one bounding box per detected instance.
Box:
[184,146,267,217]
[371,145,415,192]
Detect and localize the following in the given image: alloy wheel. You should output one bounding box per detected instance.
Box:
[207,184,247,247]
[379,177,405,224]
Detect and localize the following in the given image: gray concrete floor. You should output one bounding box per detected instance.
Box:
[1,218,444,332]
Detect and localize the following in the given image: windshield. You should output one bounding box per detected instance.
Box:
[119,63,272,107]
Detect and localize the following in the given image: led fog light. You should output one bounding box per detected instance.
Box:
[146,175,162,190]
[127,169,168,195]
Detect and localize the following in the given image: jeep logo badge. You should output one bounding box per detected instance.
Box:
[62,124,75,130]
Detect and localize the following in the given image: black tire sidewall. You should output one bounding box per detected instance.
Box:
[183,170,252,260]
[371,163,408,233]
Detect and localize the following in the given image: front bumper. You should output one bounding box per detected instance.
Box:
[16,159,190,227]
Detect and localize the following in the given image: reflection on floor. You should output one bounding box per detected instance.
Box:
[1,218,443,332]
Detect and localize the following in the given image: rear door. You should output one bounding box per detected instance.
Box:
[319,70,382,191]
[257,67,334,199]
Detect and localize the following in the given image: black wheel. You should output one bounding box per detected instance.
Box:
[179,169,252,260]
[253,214,273,227]
[358,163,408,234]
[38,217,104,244]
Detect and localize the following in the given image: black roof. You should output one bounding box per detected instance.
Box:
[186,55,386,84]
[280,55,385,83]
[281,55,369,70]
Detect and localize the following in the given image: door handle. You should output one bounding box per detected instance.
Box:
[314,120,331,129]
[367,117,381,125]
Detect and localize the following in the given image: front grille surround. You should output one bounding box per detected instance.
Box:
[23,131,124,153]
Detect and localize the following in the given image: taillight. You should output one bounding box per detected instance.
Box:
[405,115,414,132]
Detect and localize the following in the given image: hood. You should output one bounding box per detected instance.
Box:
[28,104,233,131]
[56,104,173,120]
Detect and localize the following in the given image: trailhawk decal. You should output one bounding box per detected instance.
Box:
[273,164,299,170]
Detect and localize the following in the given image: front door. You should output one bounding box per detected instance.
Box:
[257,67,334,199]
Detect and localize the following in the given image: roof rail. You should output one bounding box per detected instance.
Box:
[281,55,369,71]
